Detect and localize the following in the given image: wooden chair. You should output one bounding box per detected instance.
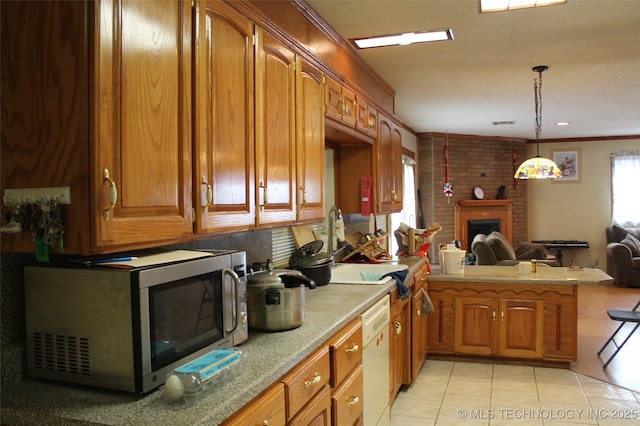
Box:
[597,300,640,368]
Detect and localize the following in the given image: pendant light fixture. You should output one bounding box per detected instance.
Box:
[514,65,561,180]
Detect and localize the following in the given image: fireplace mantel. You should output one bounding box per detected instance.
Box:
[457,200,513,207]
[455,200,513,252]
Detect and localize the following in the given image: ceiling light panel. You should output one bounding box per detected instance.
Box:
[352,29,454,49]
[480,0,566,13]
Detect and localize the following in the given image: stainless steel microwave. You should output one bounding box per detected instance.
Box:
[24,249,247,394]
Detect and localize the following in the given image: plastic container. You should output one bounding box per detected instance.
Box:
[164,349,243,403]
[440,249,466,275]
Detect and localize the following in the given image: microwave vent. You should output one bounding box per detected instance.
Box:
[31,332,91,376]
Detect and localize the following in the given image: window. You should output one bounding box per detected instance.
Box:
[611,151,640,227]
[390,155,416,255]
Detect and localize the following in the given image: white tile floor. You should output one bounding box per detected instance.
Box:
[391,360,640,425]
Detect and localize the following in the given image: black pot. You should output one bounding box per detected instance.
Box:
[293,257,333,286]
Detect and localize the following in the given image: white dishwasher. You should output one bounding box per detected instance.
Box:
[361,294,391,426]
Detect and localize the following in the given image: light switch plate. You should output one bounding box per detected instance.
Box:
[4,187,71,204]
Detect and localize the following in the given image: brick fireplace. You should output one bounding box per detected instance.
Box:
[454,200,513,252]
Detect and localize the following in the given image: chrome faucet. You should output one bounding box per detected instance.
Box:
[327,205,343,257]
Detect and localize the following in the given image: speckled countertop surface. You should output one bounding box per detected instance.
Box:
[0,257,425,426]
[428,265,613,285]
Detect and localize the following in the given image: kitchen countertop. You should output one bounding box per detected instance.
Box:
[428,265,613,285]
[0,257,426,426]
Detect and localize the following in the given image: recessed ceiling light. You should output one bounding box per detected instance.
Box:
[480,0,567,13]
[351,29,454,49]
[556,122,571,126]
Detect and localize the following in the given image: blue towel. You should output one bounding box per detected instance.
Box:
[383,270,410,300]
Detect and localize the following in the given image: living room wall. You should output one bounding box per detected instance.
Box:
[417,134,639,270]
[527,138,640,271]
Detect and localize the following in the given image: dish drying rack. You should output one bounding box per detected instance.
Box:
[342,231,391,262]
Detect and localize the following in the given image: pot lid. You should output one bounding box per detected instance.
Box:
[289,240,328,267]
[246,270,283,287]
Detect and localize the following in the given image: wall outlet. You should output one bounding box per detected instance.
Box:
[3,187,71,205]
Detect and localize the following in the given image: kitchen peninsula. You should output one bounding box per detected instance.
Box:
[427,265,613,363]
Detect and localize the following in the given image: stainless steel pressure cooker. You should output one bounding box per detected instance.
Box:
[246,268,315,331]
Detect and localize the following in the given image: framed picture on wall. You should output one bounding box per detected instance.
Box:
[552,148,581,183]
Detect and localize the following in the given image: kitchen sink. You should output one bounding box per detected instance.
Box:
[329,263,408,285]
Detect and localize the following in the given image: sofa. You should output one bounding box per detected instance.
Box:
[471,231,559,266]
[606,224,640,288]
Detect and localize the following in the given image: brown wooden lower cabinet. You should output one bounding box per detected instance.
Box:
[429,281,577,362]
[389,262,430,404]
[221,382,286,426]
[410,265,430,381]
[223,318,363,425]
[454,297,544,358]
[289,385,332,426]
[331,364,363,426]
[389,286,410,400]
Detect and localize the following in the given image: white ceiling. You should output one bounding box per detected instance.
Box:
[304,0,640,139]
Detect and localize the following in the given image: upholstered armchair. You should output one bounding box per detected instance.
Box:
[606,224,640,288]
[471,231,559,266]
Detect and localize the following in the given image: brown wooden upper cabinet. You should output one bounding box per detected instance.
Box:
[193,1,326,233]
[324,75,357,128]
[1,0,389,255]
[376,113,403,214]
[296,61,326,223]
[194,0,256,235]
[355,95,378,138]
[94,0,195,249]
[254,28,298,227]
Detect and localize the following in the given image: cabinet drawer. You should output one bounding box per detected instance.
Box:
[289,384,331,426]
[222,382,285,426]
[329,318,362,387]
[283,346,330,420]
[332,364,363,426]
[414,265,428,288]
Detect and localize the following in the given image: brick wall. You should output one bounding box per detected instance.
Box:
[417,133,529,262]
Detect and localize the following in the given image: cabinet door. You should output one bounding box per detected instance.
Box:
[93,0,192,248]
[193,0,255,234]
[290,385,332,426]
[323,75,356,127]
[375,114,403,214]
[324,76,343,122]
[542,289,578,361]
[255,28,297,226]
[340,85,357,127]
[332,365,364,426]
[498,299,544,359]
[222,383,286,426]
[454,297,496,356]
[411,284,429,381]
[390,291,410,398]
[427,290,455,354]
[296,60,325,222]
[355,96,377,137]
